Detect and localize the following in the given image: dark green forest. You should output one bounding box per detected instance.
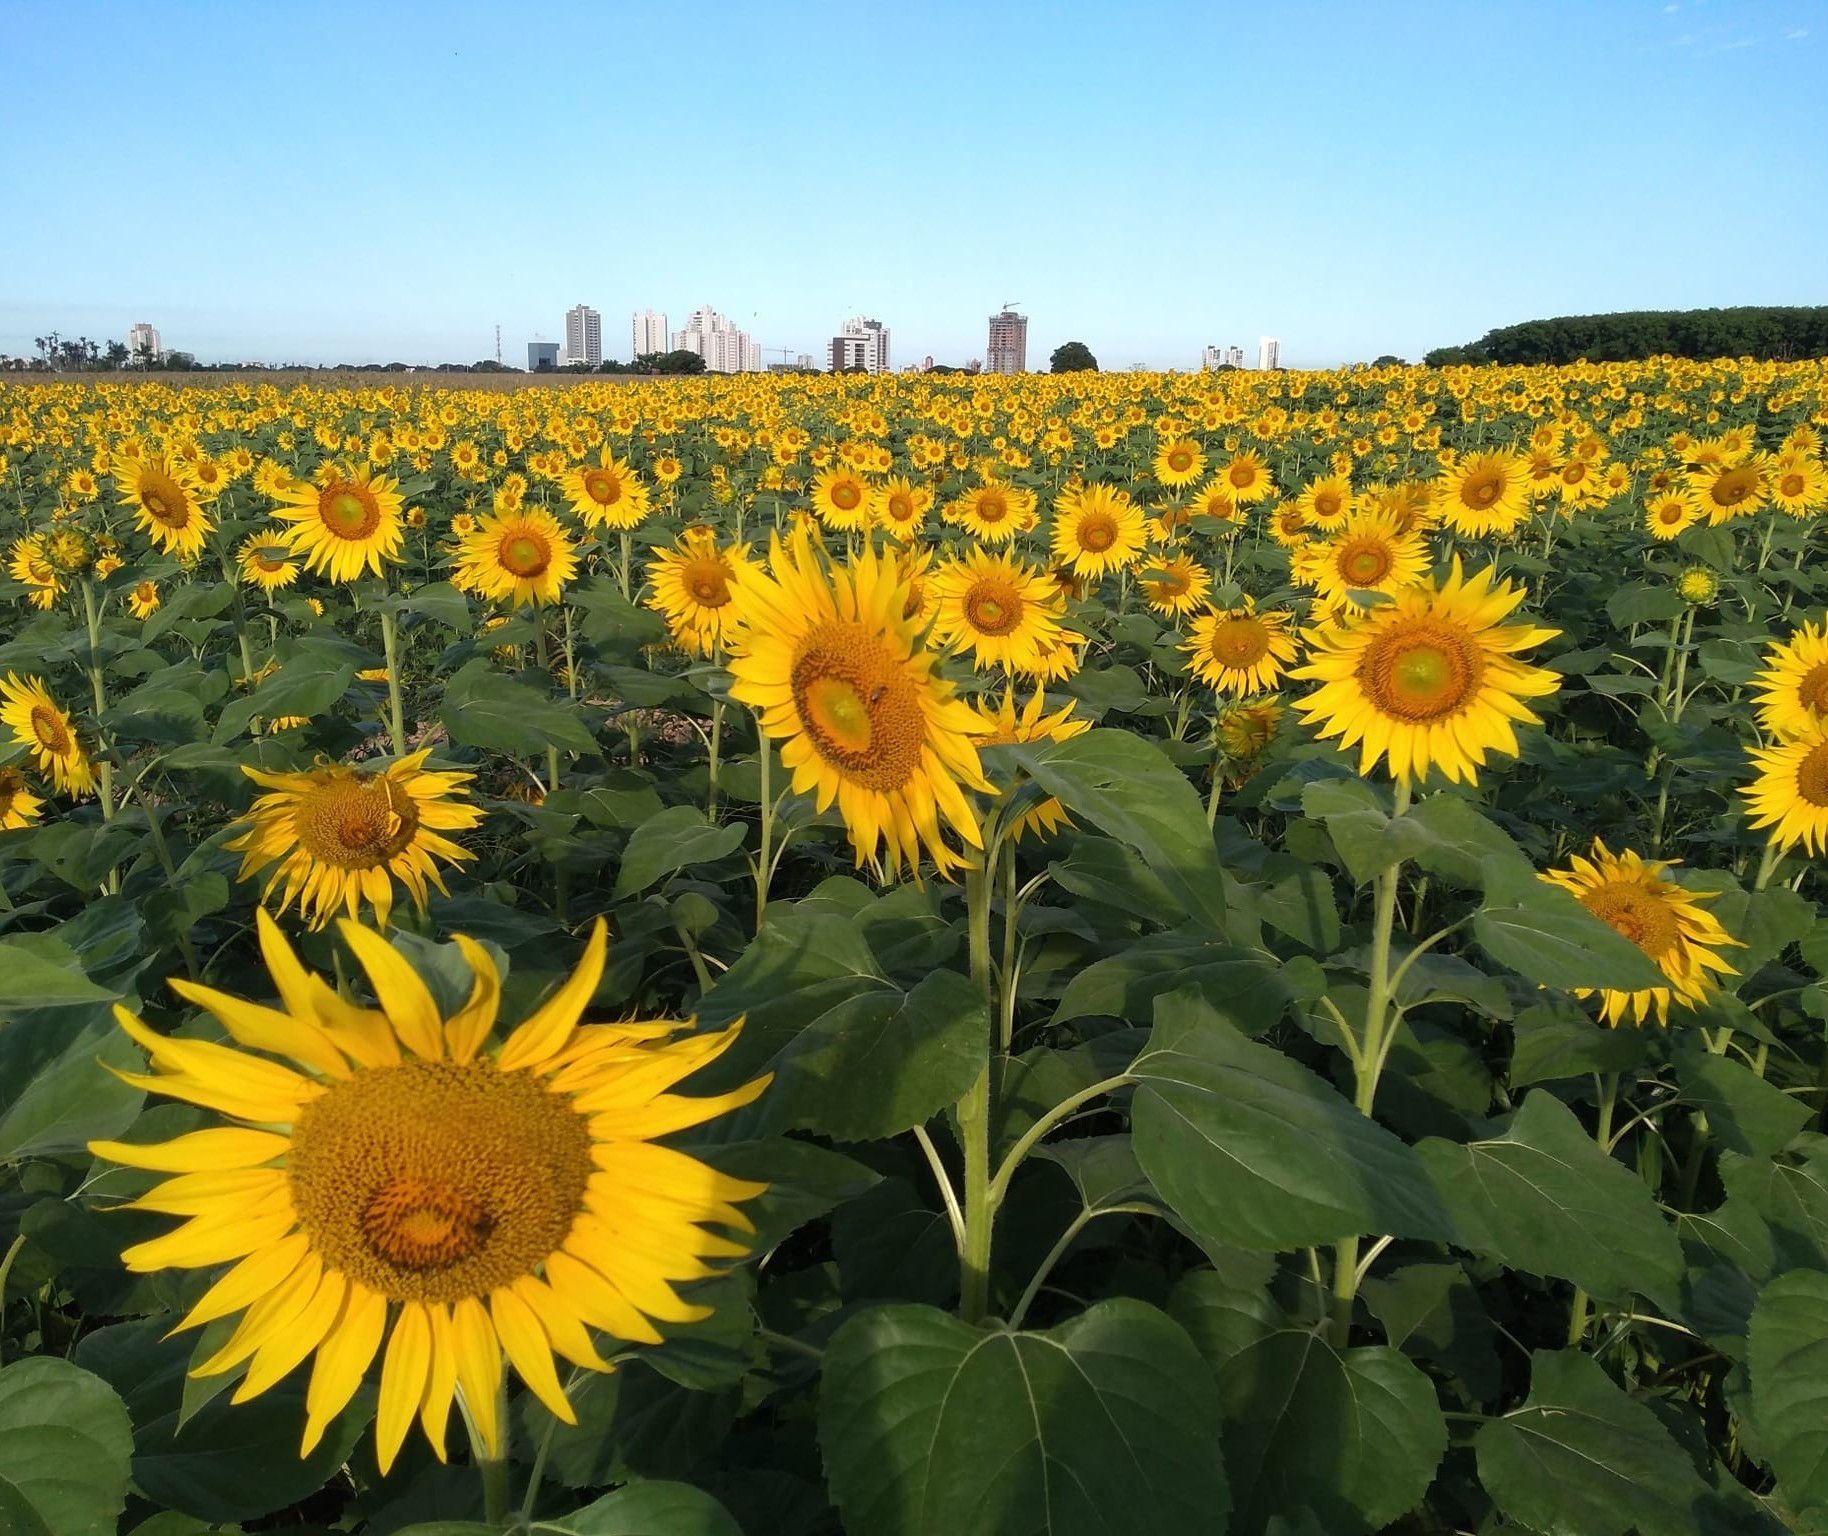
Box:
[1424,306,1828,367]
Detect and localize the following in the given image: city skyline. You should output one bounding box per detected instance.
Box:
[5,1,1823,371]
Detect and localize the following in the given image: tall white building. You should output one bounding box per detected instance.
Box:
[1226,345,1245,368]
[565,304,603,366]
[631,309,669,358]
[830,316,891,374]
[127,322,161,363]
[671,306,762,373]
[1257,336,1280,371]
[1200,345,1224,371]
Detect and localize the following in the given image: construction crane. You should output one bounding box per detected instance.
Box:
[1001,299,1021,312]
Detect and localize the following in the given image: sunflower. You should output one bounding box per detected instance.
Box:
[455,505,578,609]
[1434,450,1533,538]
[116,452,213,560]
[726,527,991,877]
[226,750,484,930]
[1294,473,1355,531]
[1644,490,1702,541]
[810,466,875,533]
[560,451,651,530]
[950,483,1036,545]
[1753,621,1828,741]
[969,686,1090,840]
[1687,460,1767,525]
[1744,725,1828,854]
[0,673,94,796]
[1153,437,1206,489]
[1216,696,1286,787]
[9,533,63,609]
[646,526,756,656]
[1770,454,1828,517]
[1137,552,1213,617]
[271,464,407,582]
[1187,480,1245,534]
[872,476,934,540]
[1183,604,1300,697]
[1050,483,1147,580]
[0,765,44,829]
[1677,567,1719,606]
[89,911,769,1472]
[239,530,304,592]
[1540,841,1739,1027]
[1292,559,1561,787]
[928,549,1070,674]
[1292,510,1429,613]
[1216,449,1275,504]
[128,580,161,620]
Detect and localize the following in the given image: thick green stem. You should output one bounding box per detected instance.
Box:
[80,580,116,824]
[1330,776,1411,1345]
[957,856,998,1323]
[0,1232,25,1370]
[753,732,773,932]
[378,607,408,755]
[1567,1075,1618,1347]
[998,840,1020,1054]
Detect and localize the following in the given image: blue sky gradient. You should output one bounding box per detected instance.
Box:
[4,0,1823,369]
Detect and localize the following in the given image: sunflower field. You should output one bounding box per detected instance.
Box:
[4,360,1828,1536]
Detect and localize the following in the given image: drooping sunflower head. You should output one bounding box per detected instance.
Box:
[455,505,579,609]
[1540,840,1740,1027]
[0,672,94,797]
[969,686,1091,841]
[1183,603,1300,698]
[1292,559,1562,787]
[725,527,992,878]
[646,526,756,657]
[1752,619,1828,742]
[0,764,45,829]
[928,548,1069,675]
[225,750,484,930]
[116,452,213,559]
[1049,482,1147,580]
[89,912,770,1471]
[271,463,407,582]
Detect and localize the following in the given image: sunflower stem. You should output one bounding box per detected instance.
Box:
[958,853,997,1324]
[79,579,116,827]
[1753,839,1782,892]
[1567,1074,1619,1347]
[618,529,632,602]
[0,1232,24,1369]
[378,606,408,756]
[753,729,773,931]
[1330,775,1411,1346]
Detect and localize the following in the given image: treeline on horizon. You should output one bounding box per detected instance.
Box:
[1424,305,1828,367]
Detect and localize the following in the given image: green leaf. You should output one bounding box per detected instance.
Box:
[1361,1262,1501,1402]
[1675,1045,1811,1158]
[1477,1349,1711,1536]
[1399,793,1534,888]
[0,938,121,1011]
[1051,929,1301,1030]
[1130,989,1451,1251]
[1218,1330,1446,1534]
[1473,857,1670,991]
[1417,1091,1686,1310]
[397,580,472,632]
[819,1298,1228,1536]
[1749,1270,1828,1514]
[1166,1261,1284,1379]
[1508,1000,1647,1087]
[0,1014,144,1162]
[529,1364,738,1492]
[612,805,747,898]
[1301,777,1392,885]
[1014,730,1227,930]
[0,1357,134,1536]
[439,658,600,756]
[1607,582,1689,626]
[538,1482,745,1535]
[213,640,356,742]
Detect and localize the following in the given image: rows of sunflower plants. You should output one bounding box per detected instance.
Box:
[2,360,1828,1534]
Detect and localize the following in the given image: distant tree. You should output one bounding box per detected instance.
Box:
[157,351,197,371]
[1426,307,1828,368]
[642,349,707,375]
[1050,341,1098,373]
[471,359,513,372]
[1372,354,1405,367]
[104,340,129,368]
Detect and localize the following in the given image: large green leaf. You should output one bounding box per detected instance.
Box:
[213,640,355,741]
[1473,857,1670,991]
[694,909,985,1141]
[1674,1044,1811,1159]
[819,1299,1227,1536]
[0,937,121,1011]
[1417,1091,1685,1310]
[0,1357,134,1536]
[439,658,600,755]
[612,805,748,897]
[1477,1349,1710,1536]
[0,1012,144,1162]
[1014,730,1227,930]
[1051,929,1301,1030]
[1749,1270,1828,1516]
[1217,1330,1446,1535]
[1130,990,1451,1250]
[392,1480,742,1536]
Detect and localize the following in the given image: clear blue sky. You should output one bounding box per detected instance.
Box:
[5,0,1823,370]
